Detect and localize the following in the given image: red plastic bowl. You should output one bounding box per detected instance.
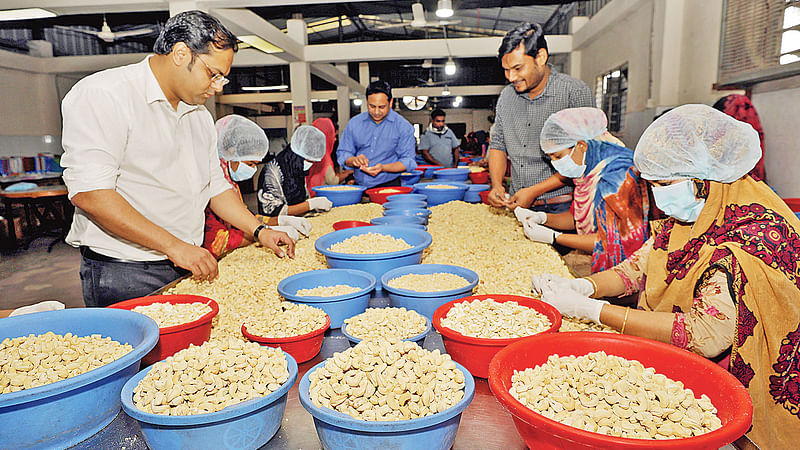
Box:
[108,294,218,366]
[488,332,753,449]
[478,189,491,205]
[365,186,413,204]
[468,170,489,184]
[332,220,373,231]
[432,294,561,378]
[241,316,330,363]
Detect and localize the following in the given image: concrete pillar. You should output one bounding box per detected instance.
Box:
[287,17,312,133]
[568,16,589,79]
[336,63,350,130]
[358,62,370,113]
[651,0,686,107]
[169,1,199,15]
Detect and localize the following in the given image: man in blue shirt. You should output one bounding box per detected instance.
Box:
[337,80,417,188]
[419,109,461,167]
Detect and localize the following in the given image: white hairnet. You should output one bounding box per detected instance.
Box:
[634,104,761,182]
[215,115,269,162]
[290,125,325,161]
[540,107,608,153]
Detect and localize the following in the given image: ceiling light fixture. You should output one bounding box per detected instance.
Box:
[241,85,288,91]
[442,86,451,96]
[353,98,363,106]
[0,8,56,21]
[436,0,454,18]
[238,35,282,54]
[444,57,457,75]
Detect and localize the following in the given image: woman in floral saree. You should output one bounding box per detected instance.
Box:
[533,104,800,449]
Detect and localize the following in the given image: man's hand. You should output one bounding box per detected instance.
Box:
[258,229,296,259]
[488,185,508,207]
[506,186,539,209]
[362,163,383,177]
[165,241,219,282]
[347,154,370,168]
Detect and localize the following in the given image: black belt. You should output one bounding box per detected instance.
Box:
[80,246,174,265]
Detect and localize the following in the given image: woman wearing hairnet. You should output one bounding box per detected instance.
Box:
[257,125,333,217]
[516,107,649,273]
[533,104,800,449]
[306,117,342,195]
[203,115,311,258]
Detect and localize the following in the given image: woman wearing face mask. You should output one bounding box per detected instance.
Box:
[516,107,649,273]
[203,115,311,258]
[532,104,800,449]
[257,125,333,217]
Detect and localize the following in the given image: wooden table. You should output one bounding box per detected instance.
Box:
[0,185,73,251]
[0,172,64,189]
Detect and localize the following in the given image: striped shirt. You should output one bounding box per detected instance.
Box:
[490,66,594,197]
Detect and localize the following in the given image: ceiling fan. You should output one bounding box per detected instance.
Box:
[55,16,155,43]
[374,2,460,30]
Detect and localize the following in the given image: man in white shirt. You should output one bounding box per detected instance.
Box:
[61,11,294,307]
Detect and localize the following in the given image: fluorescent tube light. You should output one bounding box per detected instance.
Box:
[0,8,56,21]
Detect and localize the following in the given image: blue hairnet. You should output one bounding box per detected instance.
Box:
[540,107,608,153]
[634,104,761,182]
[290,125,325,161]
[215,115,269,162]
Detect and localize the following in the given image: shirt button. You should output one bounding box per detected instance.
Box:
[527,123,531,126]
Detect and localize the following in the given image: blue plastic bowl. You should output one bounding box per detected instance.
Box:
[314,226,432,286]
[383,208,432,225]
[470,157,483,162]
[299,359,474,450]
[383,201,428,211]
[386,193,428,204]
[464,184,490,203]
[400,170,423,186]
[418,165,443,178]
[277,269,377,328]
[121,350,298,450]
[311,185,367,207]
[381,264,480,320]
[370,216,427,230]
[434,168,470,182]
[0,309,159,449]
[341,312,431,347]
[413,182,468,207]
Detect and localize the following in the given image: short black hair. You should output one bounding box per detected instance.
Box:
[498,22,548,60]
[366,80,392,100]
[153,10,238,56]
[431,109,446,119]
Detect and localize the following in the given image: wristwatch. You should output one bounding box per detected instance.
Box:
[253,223,268,240]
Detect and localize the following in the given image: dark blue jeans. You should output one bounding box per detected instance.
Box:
[80,255,188,307]
[531,201,571,214]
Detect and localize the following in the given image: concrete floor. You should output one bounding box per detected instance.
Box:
[0,238,84,311]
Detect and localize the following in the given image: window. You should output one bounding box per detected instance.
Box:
[718,0,800,87]
[595,65,628,133]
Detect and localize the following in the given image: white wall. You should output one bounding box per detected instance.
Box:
[751,75,800,198]
[576,0,731,147]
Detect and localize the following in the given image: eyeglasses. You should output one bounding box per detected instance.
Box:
[196,54,229,87]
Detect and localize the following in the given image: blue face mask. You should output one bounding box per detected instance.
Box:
[651,180,706,223]
[230,162,257,181]
[550,147,586,178]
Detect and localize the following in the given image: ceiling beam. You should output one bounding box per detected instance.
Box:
[304,35,572,63]
[310,63,364,94]
[211,8,303,62]
[0,0,376,15]
[219,85,506,105]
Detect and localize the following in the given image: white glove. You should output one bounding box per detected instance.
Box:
[540,288,608,323]
[269,225,301,241]
[9,300,65,317]
[531,274,594,297]
[514,207,547,226]
[278,215,312,237]
[523,222,562,244]
[308,196,333,211]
